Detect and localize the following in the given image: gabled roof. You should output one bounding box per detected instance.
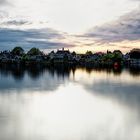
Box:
[56,49,70,54]
[131,48,140,53]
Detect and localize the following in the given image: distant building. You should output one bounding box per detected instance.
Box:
[130,49,140,59]
[129,49,140,67]
[48,48,73,62]
[29,55,44,62]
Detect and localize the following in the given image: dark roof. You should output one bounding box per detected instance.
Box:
[130,48,140,59]
[131,48,140,53]
[56,50,70,54]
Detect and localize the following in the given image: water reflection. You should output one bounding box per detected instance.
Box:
[0,65,140,80]
[0,65,75,92]
[0,65,140,140]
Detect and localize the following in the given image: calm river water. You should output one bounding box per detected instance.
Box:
[0,65,140,140]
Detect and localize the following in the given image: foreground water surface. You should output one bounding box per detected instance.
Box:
[0,65,140,140]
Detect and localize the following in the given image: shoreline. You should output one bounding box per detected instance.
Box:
[0,47,140,69]
[0,61,140,70]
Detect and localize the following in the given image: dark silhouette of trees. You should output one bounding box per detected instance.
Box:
[11,46,24,56]
[27,48,43,55]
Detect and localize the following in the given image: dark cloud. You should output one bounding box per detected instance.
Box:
[0,0,6,4]
[0,20,31,26]
[85,9,140,43]
[0,19,49,27]
[0,28,74,51]
[0,0,9,6]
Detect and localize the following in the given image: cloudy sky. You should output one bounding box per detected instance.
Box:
[0,0,140,53]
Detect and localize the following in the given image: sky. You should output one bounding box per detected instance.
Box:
[0,0,140,53]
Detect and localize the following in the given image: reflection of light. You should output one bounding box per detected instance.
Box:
[70,68,140,86]
[9,84,126,140]
[0,81,140,139]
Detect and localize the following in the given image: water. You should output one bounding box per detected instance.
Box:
[0,65,140,140]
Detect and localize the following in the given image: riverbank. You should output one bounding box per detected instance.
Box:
[0,47,140,68]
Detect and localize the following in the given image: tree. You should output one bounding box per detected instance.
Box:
[102,53,114,61]
[21,54,29,61]
[72,51,76,56]
[11,46,24,56]
[113,50,123,63]
[86,51,93,55]
[27,48,43,56]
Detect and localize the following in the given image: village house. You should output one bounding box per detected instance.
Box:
[0,51,12,63]
[48,48,73,63]
[129,49,140,67]
[28,55,44,62]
